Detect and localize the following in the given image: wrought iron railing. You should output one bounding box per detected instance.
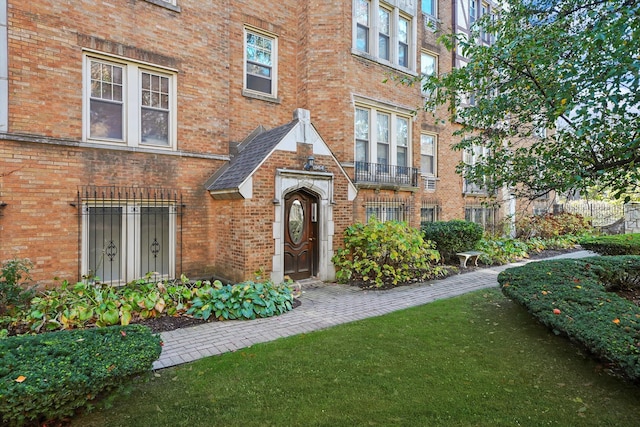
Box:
[354,161,419,187]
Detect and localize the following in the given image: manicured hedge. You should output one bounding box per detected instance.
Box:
[0,324,161,426]
[498,256,640,382]
[421,220,484,262]
[580,233,640,255]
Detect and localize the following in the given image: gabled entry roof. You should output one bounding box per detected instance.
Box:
[205,108,357,201]
[205,121,298,193]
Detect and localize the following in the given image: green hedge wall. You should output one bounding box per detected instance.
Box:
[0,324,161,426]
[580,233,640,255]
[421,220,484,262]
[498,256,640,382]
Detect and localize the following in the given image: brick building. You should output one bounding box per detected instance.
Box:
[0,0,506,286]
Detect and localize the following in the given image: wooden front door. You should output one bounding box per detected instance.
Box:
[284,190,318,280]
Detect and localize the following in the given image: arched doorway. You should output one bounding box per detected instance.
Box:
[283,189,318,280]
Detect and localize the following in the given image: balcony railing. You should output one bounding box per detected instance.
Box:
[354,161,419,187]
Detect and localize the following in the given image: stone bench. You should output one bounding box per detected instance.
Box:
[456,251,484,268]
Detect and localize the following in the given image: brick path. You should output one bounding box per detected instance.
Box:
[153,250,595,370]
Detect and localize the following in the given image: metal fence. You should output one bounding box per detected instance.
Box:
[555,202,624,227]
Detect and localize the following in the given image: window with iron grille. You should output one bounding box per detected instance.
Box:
[364,196,412,225]
[420,198,440,224]
[78,186,182,285]
[464,204,498,232]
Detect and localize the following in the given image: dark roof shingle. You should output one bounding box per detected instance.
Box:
[207,120,298,191]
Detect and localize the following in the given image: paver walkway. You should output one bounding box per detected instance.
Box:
[153,250,595,369]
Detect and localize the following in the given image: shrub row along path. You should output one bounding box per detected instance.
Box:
[153,250,595,370]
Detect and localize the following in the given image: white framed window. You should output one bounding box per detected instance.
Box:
[355,105,412,169]
[396,117,409,168]
[398,16,409,68]
[480,2,490,43]
[82,203,177,284]
[470,0,478,25]
[420,133,437,176]
[420,51,437,97]
[365,203,409,223]
[352,0,415,70]
[465,205,497,231]
[83,53,177,149]
[378,7,391,61]
[463,144,490,194]
[422,0,436,16]
[356,0,371,52]
[244,27,278,98]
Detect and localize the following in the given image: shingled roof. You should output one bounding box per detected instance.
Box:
[205,120,298,192]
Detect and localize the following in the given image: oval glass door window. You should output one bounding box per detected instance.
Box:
[289,200,304,244]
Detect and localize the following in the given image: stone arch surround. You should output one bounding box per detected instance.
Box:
[272,169,335,284]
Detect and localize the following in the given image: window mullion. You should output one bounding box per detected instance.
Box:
[370,109,377,165]
[371,0,379,58]
[390,113,397,166]
[392,8,399,65]
[127,65,139,147]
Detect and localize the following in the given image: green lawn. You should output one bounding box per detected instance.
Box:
[72,288,640,427]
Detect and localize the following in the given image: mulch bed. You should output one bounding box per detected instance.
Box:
[144,248,586,332]
[140,298,302,334]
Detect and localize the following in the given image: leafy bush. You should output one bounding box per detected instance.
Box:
[2,276,294,335]
[0,324,161,426]
[516,212,592,239]
[498,257,640,382]
[186,281,293,320]
[332,218,445,288]
[0,259,34,316]
[421,220,484,262]
[477,237,529,265]
[580,234,640,256]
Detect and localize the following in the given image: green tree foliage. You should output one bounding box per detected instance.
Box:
[421,0,640,200]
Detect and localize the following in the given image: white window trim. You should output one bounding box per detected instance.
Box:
[463,144,490,194]
[142,0,180,12]
[81,203,177,284]
[82,52,178,150]
[355,103,412,168]
[243,26,278,100]
[420,132,437,177]
[420,50,438,97]
[365,203,407,223]
[352,0,417,72]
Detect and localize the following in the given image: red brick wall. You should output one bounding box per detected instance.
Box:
[0,139,221,285]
